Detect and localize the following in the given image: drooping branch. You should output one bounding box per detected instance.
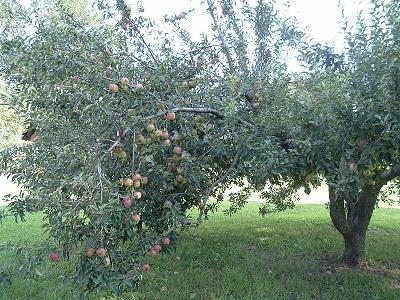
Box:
[196,149,241,225]
[206,0,235,74]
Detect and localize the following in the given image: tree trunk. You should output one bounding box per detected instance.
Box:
[343,230,366,266]
[328,183,380,266]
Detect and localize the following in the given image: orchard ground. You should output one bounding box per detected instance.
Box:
[1,199,400,298]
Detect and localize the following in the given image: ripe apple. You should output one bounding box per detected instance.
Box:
[136,83,144,89]
[204,47,211,53]
[166,112,176,121]
[123,196,133,208]
[134,191,142,199]
[50,252,61,262]
[153,244,162,252]
[96,247,106,257]
[141,176,148,185]
[133,174,142,182]
[120,77,129,85]
[124,178,134,186]
[251,102,260,109]
[86,247,95,257]
[109,83,119,93]
[143,263,151,271]
[161,130,169,139]
[162,237,170,245]
[173,146,182,155]
[163,139,171,146]
[146,124,156,132]
[149,249,157,256]
[211,24,217,31]
[132,213,141,222]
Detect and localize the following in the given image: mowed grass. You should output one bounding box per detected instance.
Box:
[0,203,399,300]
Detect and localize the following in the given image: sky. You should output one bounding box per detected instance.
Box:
[126,0,370,51]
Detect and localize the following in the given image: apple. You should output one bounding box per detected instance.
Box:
[162,130,169,139]
[175,256,181,261]
[251,102,260,109]
[199,202,205,209]
[173,146,182,155]
[86,247,95,257]
[210,57,219,64]
[132,213,141,222]
[136,135,146,144]
[175,175,185,183]
[136,83,144,89]
[204,47,211,53]
[132,181,140,189]
[122,22,128,30]
[124,178,134,186]
[133,174,142,182]
[120,77,129,85]
[363,170,372,177]
[146,124,156,132]
[172,132,180,141]
[50,252,61,262]
[172,154,181,162]
[96,247,106,257]
[166,112,176,121]
[168,162,177,171]
[162,237,170,245]
[109,83,119,93]
[176,167,184,174]
[153,244,162,252]
[348,162,357,171]
[211,24,217,31]
[105,67,112,77]
[175,12,186,20]
[255,92,261,99]
[182,81,188,87]
[149,249,157,256]
[134,191,142,199]
[155,129,163,137]
[123,196,133,208]
[143,263,150,271]
[141,176,149,185]
[163,139,171,146]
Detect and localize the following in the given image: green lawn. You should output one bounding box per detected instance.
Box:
[0,203,399,300]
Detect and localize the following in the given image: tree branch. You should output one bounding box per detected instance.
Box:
[196,149,241,225]
[380,163,400,183]
[206,0,235,74]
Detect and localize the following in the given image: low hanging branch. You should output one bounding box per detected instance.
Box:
[380,163,400,183]
[196,149,241,226]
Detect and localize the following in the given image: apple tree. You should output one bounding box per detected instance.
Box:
[0,0,302,293]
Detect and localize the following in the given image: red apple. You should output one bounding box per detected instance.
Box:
[136,83,144,89]
[163,139,171,146]
[123,196,133,208]
[86,247,95,257]
[149,249,157,256]
[50,252,61,262]
[96,247,106,257]
[173,146,182,155]
[133,174,142,182]
[162,130,169,139]
[162,237,170,245]
[124,178,134,186]
[132,213,141,222]
[109,83,119,93]
[143,263,151,271]
[166,111,176,121]
[204,47,211,53]
[153,244,162,252]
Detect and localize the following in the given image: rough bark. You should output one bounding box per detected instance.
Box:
[328,183,381,266]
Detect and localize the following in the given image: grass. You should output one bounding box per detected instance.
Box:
[0,203,399,299]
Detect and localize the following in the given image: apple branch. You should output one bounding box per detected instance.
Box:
[196,149,241,226]
[380,163,400,183]
[206,0,235,74]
